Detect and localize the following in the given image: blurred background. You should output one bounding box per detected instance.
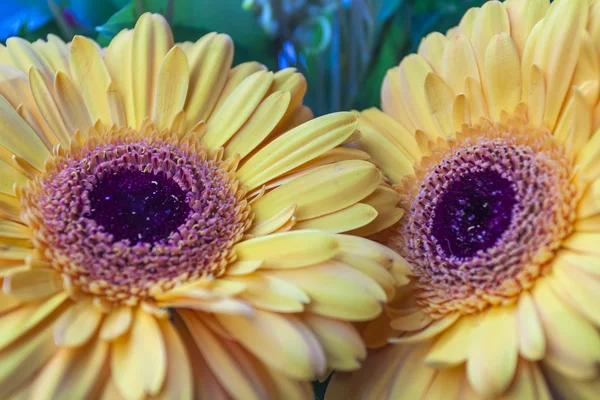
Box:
[3,0,486,118]
[0,0,486,397]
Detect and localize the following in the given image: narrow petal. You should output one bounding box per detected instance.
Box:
[251,160,381,222]
[466,306,519,398]
[294,203,378,234]
[554,88,592,154]
[53,300,103,347]
[389,313,461,344]
[104,29,135,126]
[425,314,476,368]
[99,307,133,341]
[266,261,386,321]
[69,36,112,124]
[424,72,456,136]
[442,34,480,95]
[418,32,447,75]
[152,46,189,130]
[484,33,521,120]
[234,230,338,269]
[229,273,310,312]
[54,71,92,133]
[131,13,174,128]
[112,308,167,399]
[2,268,62,302]
[517,291,546,361]
[224,91,291,160]
[217,310,327,379]
[237,112,358,190]
[381,66,416,132]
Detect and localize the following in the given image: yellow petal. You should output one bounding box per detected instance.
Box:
[425,314,475,368]
[470,0,510,71]
[177,310,269,400]
[0,93,49,171]
[99,307,133,341]
[535,0,588,130]
[224,91,291,160]
[465,77,489,122]
[553,249,600,276]
[467,306,519,398]
[517,291,546,361]
[390,309,433,331]
[554,88,592,155]
[381,66,416,132]
[69,36,112,124]
[424,72,456,136]
[389,313,460,344]
[576,126,600,180]
[112,308,167,399]
[542,360,600,400]
[388,342,437,399]
[421,367,464,400]
[398,55,442,138]
[203,70,274,150]
[104,29,135,127]
[484,33,521,120]
[442,34,480,95]
[54,71,92,134]
[184,33,233,125]
[0,292,68,351]
[552,261,600,326]
[217,310,327,379]
[5,37,53,83]
[267,261,386,321]
[505,0,548,56]
[351,124,414,184]
[225,260,263,276]
[152,46,189,130]
[0,243,31,261]
[2,268,62,302]
[237,112,358,190]
[526,63,546,126]
[418,32,447,75]
[0,220,29,239]
[29,338,109,400]
[532,278,600,379]
[304,314,366,371]
[294,203,378,234]
[53,301,103,347]
[563,232,600,255]
[270,68,307,126]
[250,203,296,237]
[152,319,193,400]
[234,230,338,269]
[336,233,412,274]
[0,323,56,399]
[230,273,309,312]
[251,160,381,222]
[131,13,173,128]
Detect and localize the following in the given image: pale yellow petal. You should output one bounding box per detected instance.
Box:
[266,261,386,321]
[237,112,358,190]
[381,66,416,132]
[203,71,274,150]
[418,32,447,75]
[224,91,290,160]
[69,36,112,124]
[442,34,480,94]
[185,33,233,125]
[294,203,378,234]
[54,301,103,347]
[505,0,549,56]
[234,230,338,269]
[467,306,519,398]
[217,310,326,379]
[484,33,521,120]
[99,307,133,341]
[425,314,476,368]
[54,71,92,133]
[152,46,189,130]
[229,273,309,312]
[389,313,461,344]
[112,308,167,399]
[2,268,62,302]
[554,88,592,155]
[517,291,546,361]
[252,160,380,222]
[388,342,437,399]
[250,203,296,237]
[105,29,135,126]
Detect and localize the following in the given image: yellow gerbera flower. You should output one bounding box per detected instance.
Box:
[0,13,405,399]
[327,0,600,398]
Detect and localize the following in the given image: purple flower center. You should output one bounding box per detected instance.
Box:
[88,169,191,244]
[432,170,517,258]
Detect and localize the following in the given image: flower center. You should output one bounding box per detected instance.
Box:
[88,169,191,244]
[20,127,252,306]
[392,120,578,317]
[432,170,516,258]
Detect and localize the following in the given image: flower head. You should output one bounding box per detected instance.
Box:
[327,0,600,398]
[0,13,405,399]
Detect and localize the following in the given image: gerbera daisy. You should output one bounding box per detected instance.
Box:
[0,13,406,399]
[327,0,600,398]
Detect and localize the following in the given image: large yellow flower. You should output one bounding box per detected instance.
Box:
[327,0,600,398]
[0,13,406,399]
